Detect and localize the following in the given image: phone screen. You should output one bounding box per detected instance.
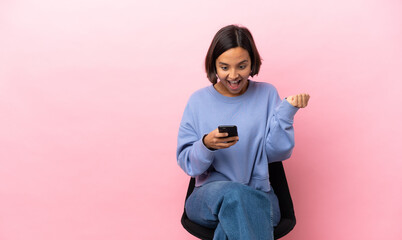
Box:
[218,125,238,137]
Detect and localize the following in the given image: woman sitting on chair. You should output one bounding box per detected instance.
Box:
[176,24,310,240]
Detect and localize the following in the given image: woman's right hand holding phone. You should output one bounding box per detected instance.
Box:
[203,128,239,150]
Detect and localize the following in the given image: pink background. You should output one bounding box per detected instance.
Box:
[1,0,401,239]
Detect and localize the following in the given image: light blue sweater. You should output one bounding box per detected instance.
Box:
[177,80,298,192]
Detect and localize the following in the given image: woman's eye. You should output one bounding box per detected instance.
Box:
[239,65,246,69]
[221,66,228,70]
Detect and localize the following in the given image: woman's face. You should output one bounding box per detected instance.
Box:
[215,47,252,97]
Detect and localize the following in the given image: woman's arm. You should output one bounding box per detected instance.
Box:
[265,93,310,163]
[176,104,216,177]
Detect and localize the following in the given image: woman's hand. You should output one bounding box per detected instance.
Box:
[286,93,310,108]
[203,128,239,150]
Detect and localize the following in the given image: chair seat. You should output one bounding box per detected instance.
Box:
[181,212,214,240]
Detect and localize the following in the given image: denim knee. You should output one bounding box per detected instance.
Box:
[222,182,251,203]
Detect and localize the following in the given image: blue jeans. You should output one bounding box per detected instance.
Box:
[185,181,281,240]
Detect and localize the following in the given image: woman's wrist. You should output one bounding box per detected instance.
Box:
[203,134,216,151]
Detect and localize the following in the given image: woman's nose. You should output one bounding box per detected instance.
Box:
[228,69,238,80]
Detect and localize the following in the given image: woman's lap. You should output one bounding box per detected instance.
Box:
[185,181,281,239]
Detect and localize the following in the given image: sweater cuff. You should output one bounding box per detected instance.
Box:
[194,137,216,159]
[278,98,299,121]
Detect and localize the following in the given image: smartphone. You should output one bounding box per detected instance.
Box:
[218,125,238,137]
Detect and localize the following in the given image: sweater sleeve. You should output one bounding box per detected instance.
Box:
[176,102,215,177]
[265,94,299,163]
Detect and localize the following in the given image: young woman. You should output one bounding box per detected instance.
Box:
[177,25,310,240]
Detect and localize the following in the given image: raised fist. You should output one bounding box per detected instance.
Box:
[286,93,310,108]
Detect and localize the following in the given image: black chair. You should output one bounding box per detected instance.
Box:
[181,161,296,239]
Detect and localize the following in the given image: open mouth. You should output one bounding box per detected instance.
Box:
[227,79,242,90]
